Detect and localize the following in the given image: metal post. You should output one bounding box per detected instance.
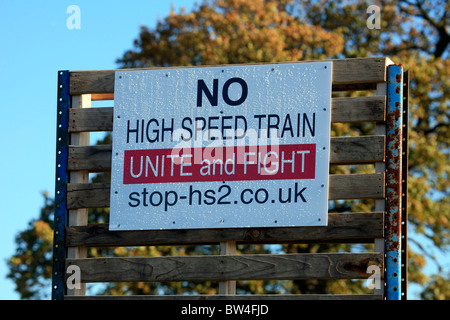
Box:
[401,71,409,300]
[385,65,403,300]
[52,70,70,300]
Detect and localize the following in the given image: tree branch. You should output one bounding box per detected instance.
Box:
[399,0,449,57]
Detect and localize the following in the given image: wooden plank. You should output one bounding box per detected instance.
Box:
[67,136,385,172]
[66,173,385,209]
[71,70,116,95]
[374,81,388,297]
[331,58,386,85]
[67,94,90,297]
[65,252,383,283]
[69,107,113,133]
[219,241,237,295]
[330,135,385,164]
[65,212,384,247]
[107,93,350,103]
[68,144,111,171]
[91,93,114,101]
[65,294,383,300]
[331,96,385,123]
[67,183,110,209]
[68,96,386,133]
[332,83,377,92]
[329,173,384,200]
[69,58,387,95]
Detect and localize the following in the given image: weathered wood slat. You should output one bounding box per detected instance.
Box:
[328,173,384,200]
[69,107,113,133]
[66,173,384,209]
[331,57,386,84]
[67,135,385,171]
[68,96,385,133]
[66,212,384,247]
[332,83,377,92]
[66,95,91,296]
[331,96,385,123]
[68,144,111,171]
[70,58,387,95]
[67,183,110,209]
[330,135,385,164]
[64,294,383,300]
[66,252,383,283]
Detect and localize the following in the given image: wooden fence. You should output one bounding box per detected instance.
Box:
[52,57,408,300]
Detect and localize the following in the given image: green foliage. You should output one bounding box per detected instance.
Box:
[421,273,450,300]
[7,193,54,299]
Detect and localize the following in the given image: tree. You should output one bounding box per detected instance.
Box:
[8,0,449,299]
[7,192,54,299]
[118,0,344,68]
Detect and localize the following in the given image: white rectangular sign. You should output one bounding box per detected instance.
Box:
[110,62,332,230]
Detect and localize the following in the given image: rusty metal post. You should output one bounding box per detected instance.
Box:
[385,64,404,300]
[401,71,409,300]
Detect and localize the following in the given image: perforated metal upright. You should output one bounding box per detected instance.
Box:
[52,70,70,300]
[401,71,409,300]
[385,64,408,300]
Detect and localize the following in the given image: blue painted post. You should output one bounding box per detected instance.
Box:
[52,70,70,300]
[385,65,403,300]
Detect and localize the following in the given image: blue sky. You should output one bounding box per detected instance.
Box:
[0,0,447,300]
[0,0,198,300]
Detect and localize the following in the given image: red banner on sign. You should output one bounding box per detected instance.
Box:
[123,144,315,184]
